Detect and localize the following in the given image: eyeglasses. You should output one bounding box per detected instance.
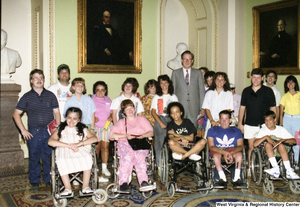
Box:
[32,77,44,81]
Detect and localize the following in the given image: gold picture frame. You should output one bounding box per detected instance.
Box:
[253,0,300,75]
[78,0,142,73]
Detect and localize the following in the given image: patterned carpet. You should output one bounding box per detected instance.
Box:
[0,159,300,207]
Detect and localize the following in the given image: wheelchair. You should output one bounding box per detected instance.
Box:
[197,120,249,194]
[203,143,249,193]
[50,144,108,207]
[250,139,300,195]
[106,138,156,198]
[160,136,210,197]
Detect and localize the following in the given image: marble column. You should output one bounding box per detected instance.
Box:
[0,84,24,172]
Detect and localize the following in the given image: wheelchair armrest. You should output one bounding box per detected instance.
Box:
[283,142,296,147]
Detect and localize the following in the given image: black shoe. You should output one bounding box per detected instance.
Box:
[120,182,129,192]
[30,183,39,192]
[232,179,247,189]
[141,181,148,187]
[213,179,227,189]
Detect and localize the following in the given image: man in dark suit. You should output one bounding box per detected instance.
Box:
[88,10,133,65]
[262,19,292,67]
[171,50,206,127]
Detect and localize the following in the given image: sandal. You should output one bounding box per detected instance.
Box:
[61,189,72,196]
[82,187,93,194]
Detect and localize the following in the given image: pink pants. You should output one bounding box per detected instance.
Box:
[117,140,149,186]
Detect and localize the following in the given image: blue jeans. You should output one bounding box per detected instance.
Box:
[283,114,300,167]
[27,126,53,184]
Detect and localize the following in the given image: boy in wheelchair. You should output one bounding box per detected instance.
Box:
[167,102,206,161]
[254,111,300,179]
[207,110,247,188]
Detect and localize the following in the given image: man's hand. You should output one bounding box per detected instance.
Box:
[238,123,244,134]
[271,53,279,58]
[105,49,111,56]
[160,122,167,129]
[265,135,275,145]
[182,139,189,147]
[211,120,220,127]
[129,51,133,61]
[168,129,176,136]
[224,151,233,164]
[21,129,33,140]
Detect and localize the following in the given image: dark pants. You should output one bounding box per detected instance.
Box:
[27,126,52,184]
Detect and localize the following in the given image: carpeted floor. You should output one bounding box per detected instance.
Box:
[0,159,299,207]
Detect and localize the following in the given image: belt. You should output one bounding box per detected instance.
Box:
[285,114,300,118]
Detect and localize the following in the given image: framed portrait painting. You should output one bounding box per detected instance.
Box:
[78,0,142,73]
[253,0,300,74]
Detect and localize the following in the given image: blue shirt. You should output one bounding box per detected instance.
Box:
[64,95,96,125]
[16,88,59,127]
[207,126,243,148]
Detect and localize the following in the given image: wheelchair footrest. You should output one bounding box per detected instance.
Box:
[79,191,94,197]
[176,186,191,193]
[57,192,74,199]
[196,185,212,191]
[116,189,131,194]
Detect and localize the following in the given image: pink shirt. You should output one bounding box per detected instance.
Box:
[93,95,112,128]
[109,116,153,142]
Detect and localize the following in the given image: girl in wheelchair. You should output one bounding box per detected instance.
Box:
[167,102,206,161]
[254,111,300,179]
[48,107,99,196]
[109,99,155,193]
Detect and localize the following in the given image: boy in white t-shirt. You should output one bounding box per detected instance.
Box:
[254,111,299,179]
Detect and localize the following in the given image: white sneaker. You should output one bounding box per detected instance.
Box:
[264,167,280,178]
[98,176,109,183]
[72,180,80,185]
[102,168,111,177]
[172,153,182,160]
[189,154,201,161]
[286,168,300,179]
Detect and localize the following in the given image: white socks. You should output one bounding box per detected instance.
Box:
[283,160,291,170]
[233,169,241,182]
[269,157,279,168]
[218,171,227,181]
[102,163,107,170]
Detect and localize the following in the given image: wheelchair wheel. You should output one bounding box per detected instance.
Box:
[167,182,175,197]
[106,183,120,198]
[150,145,156,181]
[142,190,153,198]
[289,180,300,194]
[251,148,262,185]
[92,189,108,204]
[53,198,67,207]
[263,179,274,195]
[160,146,166,184]
[91,146,98,190]
[163,145,169,187]
[160,144,169,186]
[196,176,210,196]
[241,179,249,193]
[112,143,119,182]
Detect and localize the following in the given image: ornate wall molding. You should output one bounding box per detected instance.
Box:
[34,6,40,69]
[158,0,218,74]
[48,0,55,84]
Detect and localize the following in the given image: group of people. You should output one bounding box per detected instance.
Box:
[13,50,300,194]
